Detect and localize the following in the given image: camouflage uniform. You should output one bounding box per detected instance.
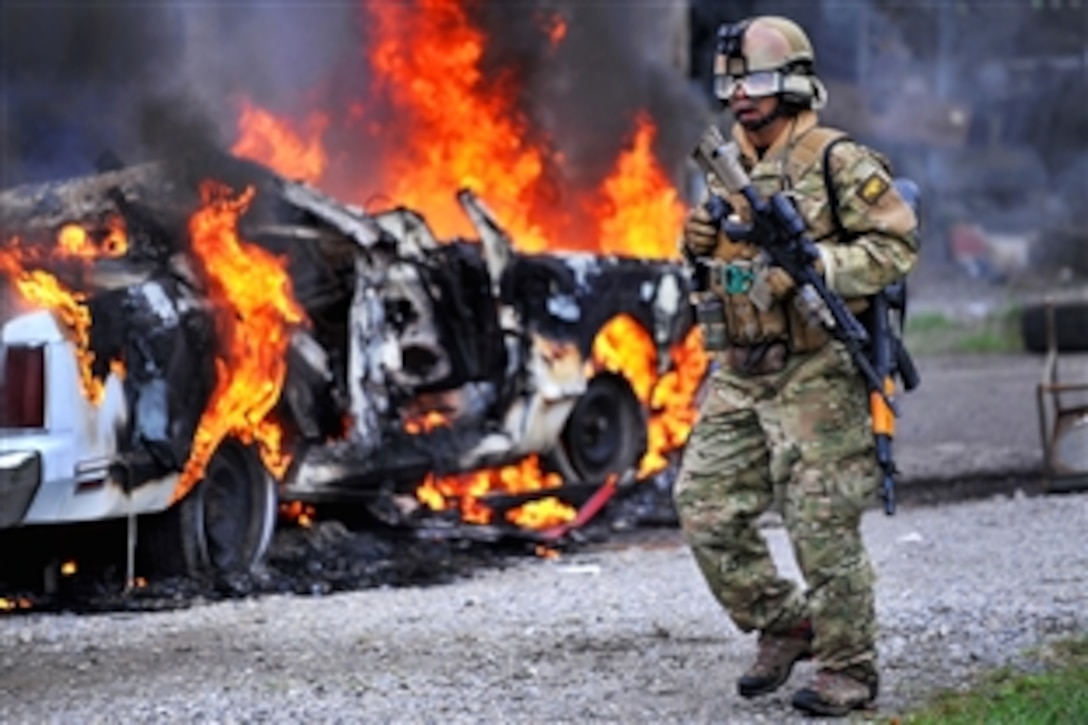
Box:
[674,109,918,685]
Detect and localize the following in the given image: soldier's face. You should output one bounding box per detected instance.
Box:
[730,93,779,130]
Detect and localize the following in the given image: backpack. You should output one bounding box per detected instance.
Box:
[818,133,922,393]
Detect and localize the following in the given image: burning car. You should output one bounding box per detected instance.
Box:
[0,152,706,581]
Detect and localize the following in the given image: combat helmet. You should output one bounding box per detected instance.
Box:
[714,16,828,111]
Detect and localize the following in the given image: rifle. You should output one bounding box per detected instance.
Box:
[691,125,918,514]
[865,280,920,514]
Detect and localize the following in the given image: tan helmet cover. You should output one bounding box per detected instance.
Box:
[744,16,815,71]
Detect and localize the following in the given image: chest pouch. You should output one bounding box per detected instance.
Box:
[708,260,789,347]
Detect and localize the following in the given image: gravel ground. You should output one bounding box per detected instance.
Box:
[2,490,1085,723]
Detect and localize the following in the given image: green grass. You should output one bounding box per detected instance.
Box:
[903,307,1023,355]
[896,636,1088,724]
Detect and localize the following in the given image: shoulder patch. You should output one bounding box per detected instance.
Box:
[858,173,889,205]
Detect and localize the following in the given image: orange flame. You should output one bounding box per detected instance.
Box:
[590,315,708,478]
[56,216,129,259]
[0,224,130,404]
[641,325,708,477]
[102,216,129,256]
[534,545,561,560]
[57,224,95,258]
[509,495,576,530]
[417,454,573,526]
[280,501,315,528]
[364,1,554,250]
[536,11,568,47]
[591,315,658,404]
[230,4,685,262]
[0,597,34,612]
[174,181,306,504]
[597,113,686,260]
[360,2,685,259]
[0,262,102,402]
[403,409,450,435]
[231,97,329,184]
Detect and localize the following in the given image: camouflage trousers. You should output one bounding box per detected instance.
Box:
[674,342,880,678]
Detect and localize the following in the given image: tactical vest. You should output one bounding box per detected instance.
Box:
[706,125,865,355]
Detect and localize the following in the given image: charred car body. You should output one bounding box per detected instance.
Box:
[0,154,699,579]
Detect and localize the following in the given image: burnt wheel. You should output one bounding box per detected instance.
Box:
[138,439,277,581]
[550,374,646,484]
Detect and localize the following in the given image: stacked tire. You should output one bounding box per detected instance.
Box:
[1020,299,1088,353]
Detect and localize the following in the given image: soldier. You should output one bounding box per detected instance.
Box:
[674,15,919,718]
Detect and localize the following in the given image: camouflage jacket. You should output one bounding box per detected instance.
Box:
[704,110,919,352]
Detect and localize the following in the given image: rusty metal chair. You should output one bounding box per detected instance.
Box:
[1035,300,1088,492]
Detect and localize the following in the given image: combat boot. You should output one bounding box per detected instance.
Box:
[791,668,879,717]
[736,621,814,698]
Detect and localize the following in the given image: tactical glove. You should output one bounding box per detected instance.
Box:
[762,267,797,299]
[682,204,720,257]
[757,258,825,301]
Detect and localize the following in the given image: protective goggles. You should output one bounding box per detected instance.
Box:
[714,70,783,101]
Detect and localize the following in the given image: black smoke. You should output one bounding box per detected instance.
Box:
[1,3,208,184]
[0,2,359,187]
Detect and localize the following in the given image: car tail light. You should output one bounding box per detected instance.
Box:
[0,345,46,428]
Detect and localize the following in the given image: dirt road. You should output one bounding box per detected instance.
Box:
[2,490,1086,723]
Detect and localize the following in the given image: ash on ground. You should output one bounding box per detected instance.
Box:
[0,477,680,616]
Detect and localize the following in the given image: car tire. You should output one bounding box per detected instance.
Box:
[549,373,647,484]
[138,439,277,581]
[1020,301,1088,353]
